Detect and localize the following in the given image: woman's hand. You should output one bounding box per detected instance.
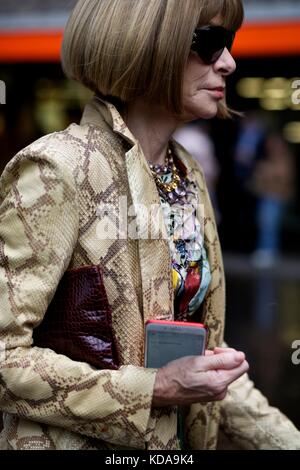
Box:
[152,349,249,407]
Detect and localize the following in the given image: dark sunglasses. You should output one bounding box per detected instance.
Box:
[191,25,236,65]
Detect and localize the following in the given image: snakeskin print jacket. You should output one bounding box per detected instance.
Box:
[0,96,299,450]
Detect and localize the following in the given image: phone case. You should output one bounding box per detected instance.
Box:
[144,319,207,368]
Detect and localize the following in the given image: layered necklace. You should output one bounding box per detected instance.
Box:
[148,146,188,204]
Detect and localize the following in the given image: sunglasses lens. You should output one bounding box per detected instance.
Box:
[210,48,225,63]
[191,26,235,64]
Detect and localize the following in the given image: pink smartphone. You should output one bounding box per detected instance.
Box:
[144,319,207,368]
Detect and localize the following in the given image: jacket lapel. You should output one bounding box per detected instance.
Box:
[124,142,174,323]
[81,96,174,324]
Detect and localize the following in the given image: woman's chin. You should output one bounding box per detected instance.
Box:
[195,106,218,120]
[186,101,219,120]
[200,108,218,119]
[180,98,220,122]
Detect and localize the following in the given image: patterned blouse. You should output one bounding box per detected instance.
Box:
[150,152,211,320]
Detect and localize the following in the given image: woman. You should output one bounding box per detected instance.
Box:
[0,0,299,450]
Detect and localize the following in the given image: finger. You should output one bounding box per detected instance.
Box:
[213,347,236,354]
[222,360,249,386]
[201,351,245,371]
[205,350,215,356]
[214,389,228,401]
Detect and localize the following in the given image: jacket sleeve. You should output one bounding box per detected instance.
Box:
[0,148,157,449]
[220,345,300,449]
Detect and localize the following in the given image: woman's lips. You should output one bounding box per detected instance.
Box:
[204,87,225,99]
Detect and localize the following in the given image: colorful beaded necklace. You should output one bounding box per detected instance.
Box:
[147,146,188,204]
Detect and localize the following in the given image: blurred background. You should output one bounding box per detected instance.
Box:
[0,0,299,431]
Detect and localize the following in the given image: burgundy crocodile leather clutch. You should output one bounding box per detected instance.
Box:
[33,265,120,370]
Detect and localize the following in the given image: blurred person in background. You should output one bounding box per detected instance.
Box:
[174,121,221,223]
[250,132,296,268]
[0,0,299,451]
[233,112,266,252]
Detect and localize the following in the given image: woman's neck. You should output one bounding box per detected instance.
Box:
[123,99,179,165]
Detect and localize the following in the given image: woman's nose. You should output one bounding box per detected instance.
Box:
[214,48,236,76]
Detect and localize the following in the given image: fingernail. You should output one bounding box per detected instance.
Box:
[235,352,245,361]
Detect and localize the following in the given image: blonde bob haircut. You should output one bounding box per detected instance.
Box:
[62,0,244,118]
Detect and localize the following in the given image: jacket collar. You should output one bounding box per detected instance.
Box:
[81,94,137,146]
[80,94,196,177]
